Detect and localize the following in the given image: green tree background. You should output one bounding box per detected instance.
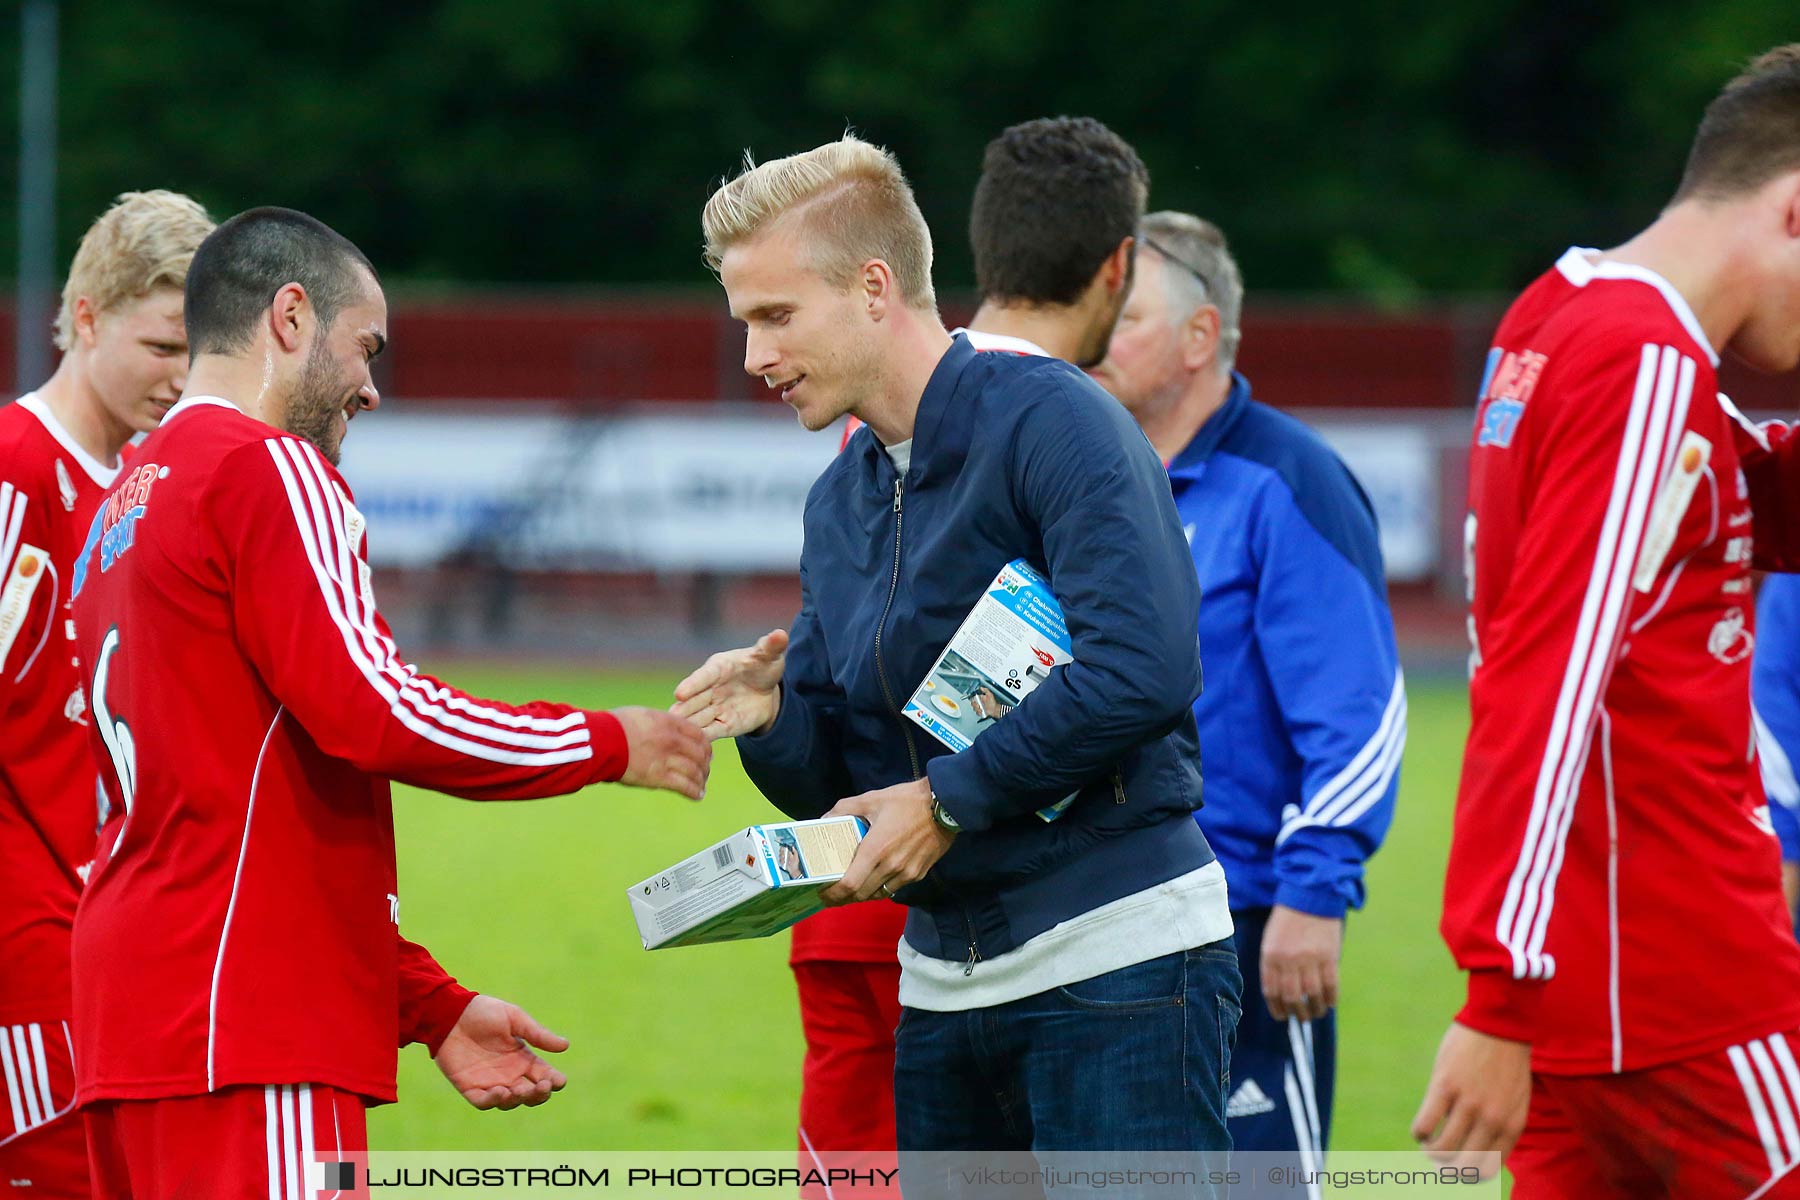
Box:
[0,0,1792,298]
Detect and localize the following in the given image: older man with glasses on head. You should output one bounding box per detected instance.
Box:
[1090,211,1403,1188]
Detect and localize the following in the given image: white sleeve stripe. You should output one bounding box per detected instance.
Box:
[0,483,13,575]
[9,1027,40,1128]
[1316,708,1407,830]
[272,441,591,763]
[286,443,587,737]
[267,441,592,767]
[1295,671,1407,820]
[1757,707,1800,811]
[1520,351,1696,974]
[1521,348,1693,975]
[0,485,26,581]
[1497,343,1692,979]
[276,441,590,753]
[26,1025,51,1119]
[286,446,583,737]
[0,1026,25,1134]
[1499,343,1673,978]
[1276,705,1408,845]
[392,671,589,733]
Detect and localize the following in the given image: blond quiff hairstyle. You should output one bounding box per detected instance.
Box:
[56,190,215,350]
[702,136,938,311]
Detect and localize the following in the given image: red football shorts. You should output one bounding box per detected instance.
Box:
[794,960,901,1199]
[85,1083,368,1200]
[1512,1030,1800,1198]
[0,1019,85,1200]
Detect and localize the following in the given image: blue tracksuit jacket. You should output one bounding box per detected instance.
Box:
[1169,374,1402,918]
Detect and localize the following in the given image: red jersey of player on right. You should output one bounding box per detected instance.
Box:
[69,395,631,1106]
[1443,247,1800,1075]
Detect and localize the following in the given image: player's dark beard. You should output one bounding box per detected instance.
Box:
[283,336,352,466]
[1075,251,1137,369]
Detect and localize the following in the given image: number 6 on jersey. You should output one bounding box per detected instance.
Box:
[91,625,136,821]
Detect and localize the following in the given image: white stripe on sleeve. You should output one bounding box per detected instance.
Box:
[264,440,592,767]
[0,485,26,579]
[26,1024,52,1118]
[1497,344,1692,979]
[9,1026,41,1128]
[290,441,587,739]
[1278,671,1407,845]
[0,1026,26,1135]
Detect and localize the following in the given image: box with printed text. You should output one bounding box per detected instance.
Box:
[627,816,869,950]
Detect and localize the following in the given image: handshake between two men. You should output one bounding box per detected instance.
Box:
[671,629,957,904]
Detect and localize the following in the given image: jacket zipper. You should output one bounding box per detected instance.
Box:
[1114,769,1127,804]
[873,475,922,780]
[873,473,979,969]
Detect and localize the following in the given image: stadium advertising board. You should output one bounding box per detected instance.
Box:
[339,407,1438,579]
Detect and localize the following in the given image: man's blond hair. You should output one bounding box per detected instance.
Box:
[55,190,215,350]
[702,136,937,310]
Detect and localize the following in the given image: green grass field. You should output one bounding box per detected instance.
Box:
[370,667,1470,1153]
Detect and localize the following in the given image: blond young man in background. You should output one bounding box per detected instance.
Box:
[0,190,215,1199]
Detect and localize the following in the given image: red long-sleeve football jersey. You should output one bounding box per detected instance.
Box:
[69,395,630,1104]
[0,394,119,1031]
[1443,248,1800,1075]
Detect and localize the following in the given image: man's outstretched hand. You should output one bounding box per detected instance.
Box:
[612,706,712,801]
[434,995,570,1112]
[671,629,789,742]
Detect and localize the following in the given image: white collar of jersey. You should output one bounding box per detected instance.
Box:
[952,327,1053,358]
[1555,246,1719,367]
[14,391,122,488]
[160,394,242,425]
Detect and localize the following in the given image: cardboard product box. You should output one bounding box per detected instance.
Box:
[627,815,869,950]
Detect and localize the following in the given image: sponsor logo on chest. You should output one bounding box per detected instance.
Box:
[73,464,166,599]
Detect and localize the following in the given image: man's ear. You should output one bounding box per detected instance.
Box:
[1183,305,1222,374]
[862,258,898,320]
[1101,237,1135,297]
[268,282,310,353]
[70,296,101,349]
[1784,170,1800,239]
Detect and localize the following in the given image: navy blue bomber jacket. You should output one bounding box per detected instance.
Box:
[738,334,1218,967]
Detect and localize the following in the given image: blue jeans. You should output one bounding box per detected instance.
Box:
[894,941,1242,1197]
